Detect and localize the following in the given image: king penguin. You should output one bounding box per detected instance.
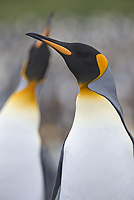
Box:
[0,13,54,200]
[26,32,134,200]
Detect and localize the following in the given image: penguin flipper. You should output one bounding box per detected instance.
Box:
[51,144,64,200]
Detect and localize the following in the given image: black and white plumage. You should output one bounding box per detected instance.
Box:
[26,32,134,200]
[0,13,54,200]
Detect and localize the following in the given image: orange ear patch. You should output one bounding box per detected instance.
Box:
[20,61,29,81]
[94,54,108,82]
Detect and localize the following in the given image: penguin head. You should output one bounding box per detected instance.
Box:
[22,42,50,82]
[25,33,108,85]
[22,12,54,83]
[25,32,134,146]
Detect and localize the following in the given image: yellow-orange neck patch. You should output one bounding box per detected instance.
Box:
[78,83,101,99]
[0,81,40,124]
[11,81,37,106]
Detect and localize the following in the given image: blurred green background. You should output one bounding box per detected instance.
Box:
[0,0,134,20]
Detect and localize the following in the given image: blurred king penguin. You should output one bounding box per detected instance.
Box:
[0,12,53,200]
[26,32,134,200]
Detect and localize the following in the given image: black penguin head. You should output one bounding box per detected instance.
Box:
[59,42,102,83]
[26,33,108,84]
[24,42,50,82]
[22,12,54,83]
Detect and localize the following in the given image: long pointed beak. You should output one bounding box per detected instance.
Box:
[35,11,54,48]
[44,11,54,37]
[26,32,72,55]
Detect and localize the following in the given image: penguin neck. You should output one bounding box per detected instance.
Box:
[74,84,122,129]
[1,80,40,129]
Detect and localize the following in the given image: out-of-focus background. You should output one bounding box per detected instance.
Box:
[0,0,134,197]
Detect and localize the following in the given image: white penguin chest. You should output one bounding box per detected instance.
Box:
[60,93,134,200]
[0,110,45,200]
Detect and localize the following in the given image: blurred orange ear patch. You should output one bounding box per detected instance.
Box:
[20,61,29,81]
[42,39,72,55]
[94,54,108,81]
